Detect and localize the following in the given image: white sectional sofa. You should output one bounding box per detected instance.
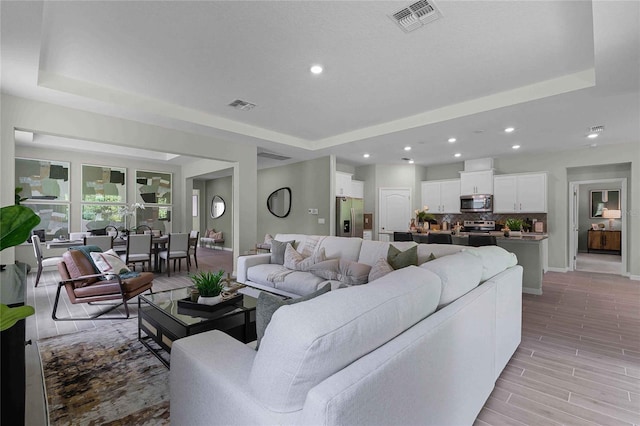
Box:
[171,234,523,425]
[236,233,469,298]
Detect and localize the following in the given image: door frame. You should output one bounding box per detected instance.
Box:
[568,178,627,275]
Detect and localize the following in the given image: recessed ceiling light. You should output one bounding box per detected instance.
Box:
[589,143,598,148]
[363,153,370,158]
[587,133,599,139]
[448,138,456,143]
[504,127,515,133]
[408,159,415,164]
[310,65,323,74]
[404,146,412,151]
[512,145,521,150]
[454,153,462,158]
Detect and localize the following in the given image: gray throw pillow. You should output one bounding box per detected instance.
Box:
[255,284,330,350]
[270,240,295,265]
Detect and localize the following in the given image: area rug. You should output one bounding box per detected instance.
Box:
[38,320,170,425]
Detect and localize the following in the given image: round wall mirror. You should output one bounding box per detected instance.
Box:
[210,195,226,219]
[267,187,292,218]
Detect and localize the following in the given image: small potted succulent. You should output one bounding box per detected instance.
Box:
[504,218,524,237]
[191,269,225,305]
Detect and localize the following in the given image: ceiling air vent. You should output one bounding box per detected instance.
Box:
[589,125,605,133]
[257,152,291,161]
[228,99,256,111]
[390,0,442,33]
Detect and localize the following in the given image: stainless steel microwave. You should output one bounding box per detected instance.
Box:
[460,194,493,212]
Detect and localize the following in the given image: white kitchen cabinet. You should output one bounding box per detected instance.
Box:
[460,170,493,195]
[351,180,364,199]
[493,173,547,213]
[336,172,353,196]
[421,179,460,214]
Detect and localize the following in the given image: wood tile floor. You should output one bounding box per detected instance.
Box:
[476,271,640,426]
[24,254,639,425]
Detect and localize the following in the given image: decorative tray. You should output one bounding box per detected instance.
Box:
[177,293,242,313]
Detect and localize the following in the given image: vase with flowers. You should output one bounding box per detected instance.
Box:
[117,202,145,237]
[414,206,435,231]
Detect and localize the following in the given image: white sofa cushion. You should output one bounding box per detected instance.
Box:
[420,251,483,308]
[317,236,363,263]
[462,245,518,282]
[274,271,327,296]
[248,265,442,412]
[246,264,283,288]
[416,243,466,264]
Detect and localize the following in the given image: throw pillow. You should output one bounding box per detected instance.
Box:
[368,257,394,282]
[309,259,371,285]
[283,244,325,271]
[264,233,274,244]
[387,244,418,270]
[270,240,295,265]
[419,252,437,265]
[90,249,131,278]
[206,229,216,238]
[210,231,223,240]
[255,284,330,350]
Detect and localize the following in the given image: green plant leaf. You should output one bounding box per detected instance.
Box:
[0,205,41,251]
[0,304,35,332]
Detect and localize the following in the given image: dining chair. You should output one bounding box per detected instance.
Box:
[31,234,63,287]
[468,234,497,247]
[427,233,453,244]
[120,234,152,271]
[158,233,190,276]
[83,235,114,252]
[187,230,199,269]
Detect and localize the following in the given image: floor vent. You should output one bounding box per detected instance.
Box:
[390,0,442,33]
[257,152,291,161]
[228,99,256,111]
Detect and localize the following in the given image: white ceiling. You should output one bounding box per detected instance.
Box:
[2,1,639,168]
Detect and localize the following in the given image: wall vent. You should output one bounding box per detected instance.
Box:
[390,0,442,33]
[228,99,257,111]
[257,152,291,161]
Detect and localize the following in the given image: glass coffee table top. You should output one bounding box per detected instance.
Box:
[140,287,250,326]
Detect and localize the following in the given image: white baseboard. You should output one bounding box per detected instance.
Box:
[630,274,640,281]
[547,267,569,273]
[522,287,543,295]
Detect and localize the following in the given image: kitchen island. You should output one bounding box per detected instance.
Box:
[429,231,548,295]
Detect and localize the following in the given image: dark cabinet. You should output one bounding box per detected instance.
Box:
[0,263,27,425]
[587,230,622,254]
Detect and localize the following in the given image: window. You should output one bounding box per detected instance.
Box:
[82,164,127,231]
[135,170,172,233]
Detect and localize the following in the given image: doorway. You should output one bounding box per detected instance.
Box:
[568,178,626,276]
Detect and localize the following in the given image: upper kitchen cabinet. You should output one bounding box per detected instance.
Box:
[351,180,364,199]
[460,170,493,195]
[494,173,547,213]
[335,172,353,197]
[421,179,460,214]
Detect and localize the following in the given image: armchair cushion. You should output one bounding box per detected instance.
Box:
[91,249,131,278]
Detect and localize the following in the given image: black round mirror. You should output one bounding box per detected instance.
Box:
[267,187,292,218]
[210,195,226,219]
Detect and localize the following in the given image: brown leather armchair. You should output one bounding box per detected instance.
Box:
[53,250,153,321]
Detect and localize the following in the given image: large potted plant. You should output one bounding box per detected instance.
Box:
[191,269,226,305]
[0,203,41,331]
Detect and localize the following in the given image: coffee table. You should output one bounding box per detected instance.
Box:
[138,287,256,367]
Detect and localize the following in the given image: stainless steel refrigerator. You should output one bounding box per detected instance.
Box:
[336,197,364,238]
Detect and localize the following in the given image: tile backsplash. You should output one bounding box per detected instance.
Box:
[430,213,548,232]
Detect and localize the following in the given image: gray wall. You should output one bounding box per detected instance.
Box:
[205,176,233,249]
[257,156,332,238]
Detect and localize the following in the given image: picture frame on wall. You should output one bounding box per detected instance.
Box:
[81,164,127,203]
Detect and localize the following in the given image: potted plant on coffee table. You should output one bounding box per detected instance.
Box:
[191,269,225,305]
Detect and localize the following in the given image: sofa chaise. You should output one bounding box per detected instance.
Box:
[171,234,523,425]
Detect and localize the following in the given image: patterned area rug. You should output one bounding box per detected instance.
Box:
[38,320,170,425]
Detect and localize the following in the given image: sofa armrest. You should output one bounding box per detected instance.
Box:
[170,330,299,425]
[236,253,271,283]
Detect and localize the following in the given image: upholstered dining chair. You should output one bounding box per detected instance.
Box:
[158,233,190,276]
[427,233,453,244]
[468,234,498,247]
[31,234,63,287]
[84,235,114,252]
[187,230,199,269]
[120,234,153,271]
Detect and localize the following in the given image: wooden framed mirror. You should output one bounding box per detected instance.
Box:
[267,187,291,218]
[210,195,226,219]
[590,189,620,218]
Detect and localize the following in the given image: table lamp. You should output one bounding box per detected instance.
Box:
[602,209,621,230]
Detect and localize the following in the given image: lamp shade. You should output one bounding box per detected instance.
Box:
[602,209,621,219]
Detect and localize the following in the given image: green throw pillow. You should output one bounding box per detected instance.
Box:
[387,244,418,270]
[255,284,330,350]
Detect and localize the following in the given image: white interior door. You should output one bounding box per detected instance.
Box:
[379,188,411,233]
